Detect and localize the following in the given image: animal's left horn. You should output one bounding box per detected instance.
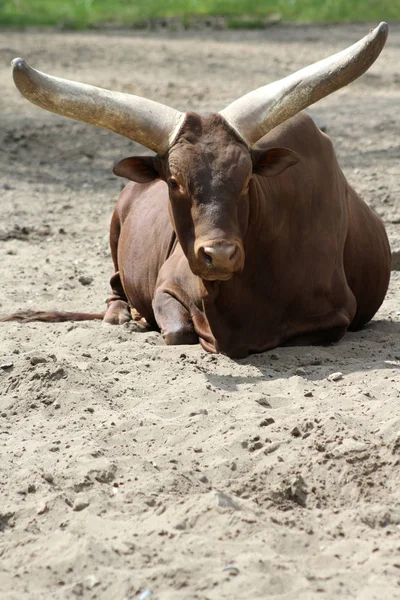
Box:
[220,22,388,146]
[12,58,184,155]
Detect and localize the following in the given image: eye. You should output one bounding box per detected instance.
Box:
[168,177,179,190]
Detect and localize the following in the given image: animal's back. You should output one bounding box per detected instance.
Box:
[343,183,391,329]
[272,113,391,330]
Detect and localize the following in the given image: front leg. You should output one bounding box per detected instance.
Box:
[153,287,198,346]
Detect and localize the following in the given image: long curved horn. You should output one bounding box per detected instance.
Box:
[12,58,184,155]
[220,22,388,146]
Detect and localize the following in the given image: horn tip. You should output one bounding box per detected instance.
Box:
[375,21,389,38]
[12,57,27,71]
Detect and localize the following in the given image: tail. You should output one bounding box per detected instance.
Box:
[0,310,105,323]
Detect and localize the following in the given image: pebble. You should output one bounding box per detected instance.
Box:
[53,400,61,409]
[72,583,84,596]
[284,475,308,507]
[304,391,313,397]
[139,590,152,600]
[43,473,54,483]
[85,575,99,589]
[295,367,307,376]
[255,397,272,408]
[30,355,47,366]
[291,426,302,438]
[250,441,263,451]
[37,502,47,515]
[0,362,13,370]
[216,491,240,510]
[260,417,275,427]
[79,275,93,286]
[328,372,344,382]
[264,442,280,455]
[223,563,240,576]
[73,498,90,512]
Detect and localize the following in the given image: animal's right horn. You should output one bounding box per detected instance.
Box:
[220,22,388,146]
[12,58,185,155]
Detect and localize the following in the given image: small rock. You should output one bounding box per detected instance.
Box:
[304,391,313,397]
[284,475,308,507]
[222,563,240,576]
[37,502,48,515]
[291,426,302,438]
[199,475,209,483]
[174,520,187,531]
[72,583,84,596]
[260,417,275,427]
[216,491,240,510]
[255,396,272,408]
[85,574,99,589]
[0,362,13,370]
[189,408,208,416]
[295,367,307,376]
[73,498,90,512]
[43,473,54,483]
[264,442,280,455]
[139,590,152,600]
[53,400,61,409]
[249,441,264,451]
[270,353,279,360]
[30,355,47,366]
[328,372,343,382]
[79,275,93,286]
[27,483,36,493]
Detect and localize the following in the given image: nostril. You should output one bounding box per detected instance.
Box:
[199,247,213,267]
[204,252,213,266]
[199,244,241,269]
[228,246,239,265]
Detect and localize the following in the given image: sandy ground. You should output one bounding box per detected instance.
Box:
[0,23,399,600]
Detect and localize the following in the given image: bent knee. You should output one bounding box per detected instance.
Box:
[163,329,198,346]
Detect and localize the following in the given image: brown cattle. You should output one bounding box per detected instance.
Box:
[3,24,391,358]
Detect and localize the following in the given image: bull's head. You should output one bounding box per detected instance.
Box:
[12,23,388,281]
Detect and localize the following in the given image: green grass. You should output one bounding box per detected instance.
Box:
[0,0,398,29]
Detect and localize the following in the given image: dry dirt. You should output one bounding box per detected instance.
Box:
[0,23,400,600]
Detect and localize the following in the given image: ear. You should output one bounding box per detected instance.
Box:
[113,156,161,183]
[252,147,300,177]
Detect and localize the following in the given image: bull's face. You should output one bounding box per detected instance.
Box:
[114,113,299,282]
[165,114,250,281]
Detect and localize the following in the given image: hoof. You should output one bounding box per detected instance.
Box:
[103,300,131,325]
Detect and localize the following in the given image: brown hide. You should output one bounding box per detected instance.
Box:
[109,111,391,358]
